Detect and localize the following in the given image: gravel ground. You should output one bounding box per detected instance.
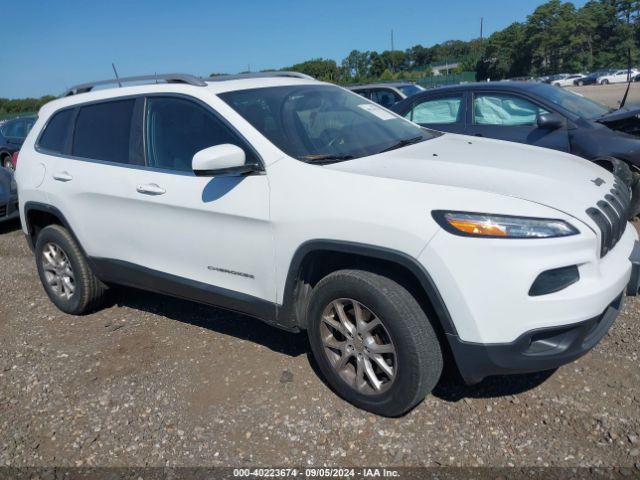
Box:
[568,82,640,109]
[0,217,639,469]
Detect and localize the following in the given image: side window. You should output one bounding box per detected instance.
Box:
[73,99,136,163]
[352,89,370,99]
[38,109,73,153]
[3,119,25,138]
[145,97,250,172]
[24,118,36,135]
[473,93,549,126]
[371,89,401,108]
[405,95,463,124]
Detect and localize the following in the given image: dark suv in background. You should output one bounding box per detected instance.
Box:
[0,115,37,171]
[0,167,18,224]
[391,81,640,216]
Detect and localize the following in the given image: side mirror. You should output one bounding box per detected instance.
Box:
[537,113,566,130]
[192,144,259,176]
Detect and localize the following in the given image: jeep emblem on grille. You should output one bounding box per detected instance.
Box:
[591,178,606,186]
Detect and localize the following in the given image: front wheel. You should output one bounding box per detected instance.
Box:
[601,79,609,85]
[577,80,584,86]
[307,269,443,416]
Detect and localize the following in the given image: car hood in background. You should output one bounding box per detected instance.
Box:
[597,107,640,124]
[325,133,619,228]
[595,106,640,137]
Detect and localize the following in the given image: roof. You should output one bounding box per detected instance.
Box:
[0,114,37,123]
[415,81,548,94]
[40,72,322,117]
[348,82,418,89]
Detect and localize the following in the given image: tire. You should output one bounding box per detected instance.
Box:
[577,80,584,86]
[307,269,443,416]
[2,155,13,172]
[35,224,106,315]
[601,79,609,85]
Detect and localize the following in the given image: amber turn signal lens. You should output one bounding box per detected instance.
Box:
[447,219,508,237]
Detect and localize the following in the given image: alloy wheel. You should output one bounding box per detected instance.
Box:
[320,298,397,395]
[41,242,75,300]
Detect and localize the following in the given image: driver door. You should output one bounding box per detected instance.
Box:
[122,95,276,305]
[466,91,570,152]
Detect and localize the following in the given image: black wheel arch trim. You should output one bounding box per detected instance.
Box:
[280,239,458,336]
[23,201,88,254]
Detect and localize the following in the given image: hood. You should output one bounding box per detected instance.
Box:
[597,107,640,136]
[325,133,618,228]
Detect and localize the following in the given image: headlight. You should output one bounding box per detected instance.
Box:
[432,211,579,238]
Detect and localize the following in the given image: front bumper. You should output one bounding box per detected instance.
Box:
[449,293,624,384]
[628,241,640,295]
[0,194,19,223]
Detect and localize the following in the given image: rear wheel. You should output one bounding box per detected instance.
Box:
[601,79,609,85]
[35,225,106,315]
[2,155,13,172]
[307,269,443,416]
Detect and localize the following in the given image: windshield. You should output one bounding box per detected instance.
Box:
[219,85,434,162]
[531,83,611,119]
[397,84,425,97]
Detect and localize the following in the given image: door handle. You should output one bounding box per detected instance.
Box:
[474,133,484,137]
[53,171,73,182]
[136,183,166,195]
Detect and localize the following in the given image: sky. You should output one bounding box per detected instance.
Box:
[2,0,589,99]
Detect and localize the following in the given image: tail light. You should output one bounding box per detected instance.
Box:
[11,151,18,168]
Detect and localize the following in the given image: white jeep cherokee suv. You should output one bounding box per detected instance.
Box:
[16,72,640,416]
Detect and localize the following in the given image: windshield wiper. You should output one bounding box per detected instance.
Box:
[378,135,424,154]
[300,154,355,165]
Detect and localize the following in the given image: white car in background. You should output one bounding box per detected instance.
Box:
[598,69,638,85]
[552,74,585,87]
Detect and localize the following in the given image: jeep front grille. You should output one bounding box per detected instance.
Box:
[586,180,632,257]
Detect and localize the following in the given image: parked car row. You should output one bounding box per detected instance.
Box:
[0,115,35,223]
[533,69,639,87]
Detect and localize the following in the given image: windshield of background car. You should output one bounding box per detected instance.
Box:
[531,83,611,119]
[219,85,434,162]
[397,85,425,96]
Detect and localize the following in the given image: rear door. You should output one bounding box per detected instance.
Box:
[43,97,145,263]
[466,91,570,152]
[401,92,467,134]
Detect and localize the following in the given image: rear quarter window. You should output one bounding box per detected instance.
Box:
[38,109,74,153]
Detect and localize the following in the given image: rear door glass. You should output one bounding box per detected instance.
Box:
[406,95,464,124]
[72,99,136,164]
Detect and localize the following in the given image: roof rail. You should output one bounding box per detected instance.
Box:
[206,71,314,82]
[63,73,207,96]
